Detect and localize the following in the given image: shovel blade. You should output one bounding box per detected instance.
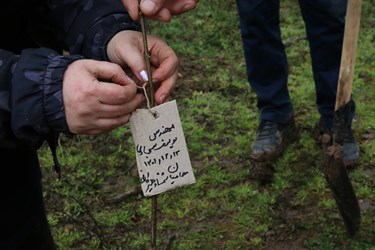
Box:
[323,143,361,236]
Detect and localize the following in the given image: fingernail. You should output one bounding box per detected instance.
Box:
[183,4,193,12]
[139,70,148,82]
[141,0,156,14]
[126,76,135,84]
[159,94,166,103]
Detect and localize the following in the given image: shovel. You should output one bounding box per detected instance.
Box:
[322,0,362,236]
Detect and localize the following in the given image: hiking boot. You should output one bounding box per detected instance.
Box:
[343,126,360,167]
[314,118,360,167]
[251,118,297,162]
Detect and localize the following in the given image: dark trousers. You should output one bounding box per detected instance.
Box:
[236,0,355,129]
[0,149,56,250]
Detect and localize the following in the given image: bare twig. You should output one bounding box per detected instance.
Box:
[106,186,142,204]
[139,2,158,249]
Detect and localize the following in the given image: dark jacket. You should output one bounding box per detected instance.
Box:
[0,0,139,150]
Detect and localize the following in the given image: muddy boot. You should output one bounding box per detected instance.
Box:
[314,118,359,168]
[250,118,297,162]
[343,125,360,168]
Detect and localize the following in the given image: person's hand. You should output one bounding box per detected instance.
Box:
[62,59,144,135]
[106,30,179,105]
[122,0,197,22]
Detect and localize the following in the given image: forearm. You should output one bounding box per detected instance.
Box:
[0,48,82,148]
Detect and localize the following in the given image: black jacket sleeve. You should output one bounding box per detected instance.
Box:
[0,0,140,149]
[47,0,140,59]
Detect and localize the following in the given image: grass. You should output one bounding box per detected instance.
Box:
[39,0,375,249]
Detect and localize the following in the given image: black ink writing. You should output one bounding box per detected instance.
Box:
[136,137,178,156]
[143,150,181,167]
[140,162,190,193]
[148,124,176,141]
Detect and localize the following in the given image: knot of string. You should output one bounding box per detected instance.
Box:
[138,83,158,118]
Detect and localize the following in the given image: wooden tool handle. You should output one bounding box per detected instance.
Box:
[335,0,362,110]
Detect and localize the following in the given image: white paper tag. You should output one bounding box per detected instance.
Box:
[129,100,196,196]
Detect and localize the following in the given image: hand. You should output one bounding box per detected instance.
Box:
[62,59,144,135]
[122,0,197,22]
[106,30,179,105]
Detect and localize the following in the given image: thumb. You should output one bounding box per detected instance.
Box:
[140,0,164,15]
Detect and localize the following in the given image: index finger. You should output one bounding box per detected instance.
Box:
[96,80,139,105]
[122,0,140,20]
[165,0,197,15]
